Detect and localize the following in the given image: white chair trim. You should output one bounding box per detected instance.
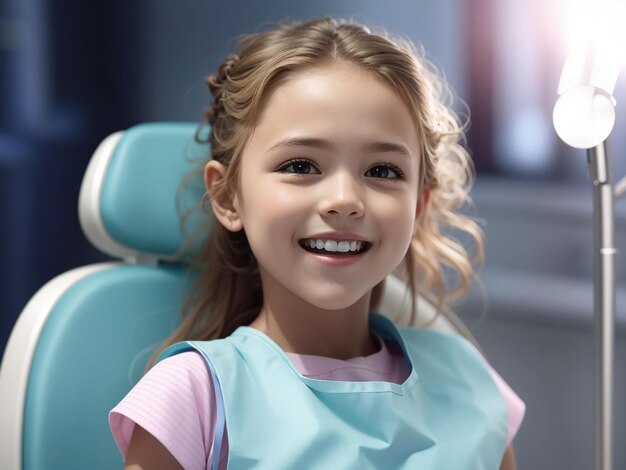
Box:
[378,274,482,352]
[78,131,157,263]
[378,274,453,331]
[0,262,119,470]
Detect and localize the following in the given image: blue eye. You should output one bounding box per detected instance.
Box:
[277,158,321,175]
[365,163,404,179]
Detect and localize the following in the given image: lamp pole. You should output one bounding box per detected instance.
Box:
[552,5,626,466]
[587,143,616,470]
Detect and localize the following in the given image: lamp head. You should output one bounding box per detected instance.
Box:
[553,86,616,149]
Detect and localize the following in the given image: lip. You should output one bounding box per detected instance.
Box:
[304,251,366,267]
[298,232,370,243]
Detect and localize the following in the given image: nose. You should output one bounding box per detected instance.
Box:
[318,171,365,219]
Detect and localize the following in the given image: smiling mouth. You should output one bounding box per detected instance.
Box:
[299,239,372,256]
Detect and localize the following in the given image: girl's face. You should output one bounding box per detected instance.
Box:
[209,63,426,311]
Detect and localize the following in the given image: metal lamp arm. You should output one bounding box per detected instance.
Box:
[614,175,626,198]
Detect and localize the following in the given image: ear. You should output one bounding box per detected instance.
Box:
[204,160,243,232]
[413,187,430,235]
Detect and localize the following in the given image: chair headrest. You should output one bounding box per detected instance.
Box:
[79,122,210,263]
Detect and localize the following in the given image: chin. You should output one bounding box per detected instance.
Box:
[299,287,371,312]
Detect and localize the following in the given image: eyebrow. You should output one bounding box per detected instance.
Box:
[268,137,411,156]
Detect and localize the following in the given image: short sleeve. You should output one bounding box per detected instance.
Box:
[109,351,218,470]
[482,360,526,448]
[462,341,526,448]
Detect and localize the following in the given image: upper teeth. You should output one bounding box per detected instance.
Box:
[304,239,364,253]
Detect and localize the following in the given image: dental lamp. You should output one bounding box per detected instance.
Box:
[552,3,625,469]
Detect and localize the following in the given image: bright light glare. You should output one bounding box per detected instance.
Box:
[558,0,626,95]
[554,0,624,148]
[562,0,626,57]
[553,86,616,148]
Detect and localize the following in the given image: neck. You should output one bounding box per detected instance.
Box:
[248,273,379,359]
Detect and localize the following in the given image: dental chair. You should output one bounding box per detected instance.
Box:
[0,122,474,470]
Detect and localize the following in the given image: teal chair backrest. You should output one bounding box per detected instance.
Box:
[0,122,209,469]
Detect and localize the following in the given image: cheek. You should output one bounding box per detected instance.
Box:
[240,185,306,242]
[374,195,417,254]
[272,186,301,206]
[261,187,305,224]
[376,193,416,227]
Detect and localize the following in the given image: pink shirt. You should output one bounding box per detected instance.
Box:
[110,332,525,469]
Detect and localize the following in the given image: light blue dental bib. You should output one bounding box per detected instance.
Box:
[159,313,508,469]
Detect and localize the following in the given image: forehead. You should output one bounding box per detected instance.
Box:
[246,63,421,155]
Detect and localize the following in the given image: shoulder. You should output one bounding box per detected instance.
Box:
[109,351,216,469]
[145,350,215,398]
[471,352,527,448]
[395,326,498,394]
[116,351,213,411]
[110,350,214,429]
[396,325,482,362]
[401,326,527,447]
[155,349,212,374]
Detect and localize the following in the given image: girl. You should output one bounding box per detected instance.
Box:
[110,17,525,470]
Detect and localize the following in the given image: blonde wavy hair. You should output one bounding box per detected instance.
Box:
[152,17,484,362]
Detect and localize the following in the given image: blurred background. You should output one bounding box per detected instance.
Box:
[1,0,626,468]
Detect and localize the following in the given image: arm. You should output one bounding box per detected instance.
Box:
[110,352,217,470]
[124,425,183,470]
[500,445,517,470]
